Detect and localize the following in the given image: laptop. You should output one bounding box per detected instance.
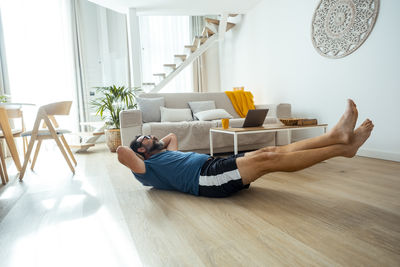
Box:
[242,109,269,128]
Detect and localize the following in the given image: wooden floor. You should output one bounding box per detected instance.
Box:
[1,144,399,266]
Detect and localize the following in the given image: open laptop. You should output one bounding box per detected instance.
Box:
[242,109,269,128]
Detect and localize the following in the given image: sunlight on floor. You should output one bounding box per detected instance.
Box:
[0,186,18,200]
[0,147,142,267]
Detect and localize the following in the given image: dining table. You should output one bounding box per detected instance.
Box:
[0,102,35,173]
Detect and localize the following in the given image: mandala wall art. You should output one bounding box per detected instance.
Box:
[311,0,379,58]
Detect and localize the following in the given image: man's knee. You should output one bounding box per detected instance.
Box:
[255,151,280,162]
[237,152,281,183]
[258,146,279,153]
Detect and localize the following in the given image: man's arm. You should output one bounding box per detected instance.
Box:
[116,146,146,173]
[160,133,178,151]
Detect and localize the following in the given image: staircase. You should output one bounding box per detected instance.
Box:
[143,15,237,93]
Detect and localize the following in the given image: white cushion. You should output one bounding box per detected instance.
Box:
[194,109,233,121]
[137,97,165,122]
[160,107,193,122]
[188,100,216,120]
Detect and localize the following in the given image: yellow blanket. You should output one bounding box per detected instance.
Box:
[225,90,255,118]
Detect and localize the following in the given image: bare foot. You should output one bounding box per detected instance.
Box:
[343,119,374,158]
[329,99,358,144]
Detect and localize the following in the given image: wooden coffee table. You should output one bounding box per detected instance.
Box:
[209,124,328,156]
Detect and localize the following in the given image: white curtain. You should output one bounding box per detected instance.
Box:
[191,16,206,92]
[0,12,10,95]
[139,16,193,93]
[1,0,77,131]
[72,0,130,127]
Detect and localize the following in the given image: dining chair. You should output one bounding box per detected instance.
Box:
[0,108,28,183]
[19,101,77,180]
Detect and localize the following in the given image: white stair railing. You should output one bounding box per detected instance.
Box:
[148,33,219,93]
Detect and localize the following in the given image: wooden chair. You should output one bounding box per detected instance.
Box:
[0,154,6,185]
[19,101,77,180]
[0,108,29,184]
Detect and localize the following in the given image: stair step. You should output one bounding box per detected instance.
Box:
[205,18,221,25]
[205,18,235,31]
[199,37,208,45]
[153,73,166,78]
[163,64,177,69]
[72,131,104,137]
[185,45,197,52]
[205,22,219,35]
[192,35,207,47]
[195,35,208,45]
[202,26,215,37]
[142,82,156,86]
[70,143,95,150]
[174,54,187,61]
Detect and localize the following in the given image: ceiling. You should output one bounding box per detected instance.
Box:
[88,0,263,15]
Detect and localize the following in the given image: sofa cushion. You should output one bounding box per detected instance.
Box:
[138,92,241,118]
[142,121,217,150]
[160,107,193,122]
[137,97,165,122]
[195,109,233,121]
[188,100,216,119]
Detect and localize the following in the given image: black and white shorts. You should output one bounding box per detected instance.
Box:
[198,153,250,198]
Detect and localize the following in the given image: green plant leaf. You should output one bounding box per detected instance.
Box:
[90,84,142,129]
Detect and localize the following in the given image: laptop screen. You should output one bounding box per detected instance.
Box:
[242,109,269,128]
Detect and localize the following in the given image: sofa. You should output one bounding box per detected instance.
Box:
[120,92,291,154]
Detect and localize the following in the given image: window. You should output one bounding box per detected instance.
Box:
[139,16,193,92]
[1,0,77,130]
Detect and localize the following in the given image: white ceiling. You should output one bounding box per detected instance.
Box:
[88,0,263,15]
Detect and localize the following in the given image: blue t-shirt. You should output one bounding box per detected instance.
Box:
[132,150,210,195]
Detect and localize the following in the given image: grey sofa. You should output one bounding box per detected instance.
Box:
[120,92,291,154]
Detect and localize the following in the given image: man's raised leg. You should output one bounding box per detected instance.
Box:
[237,120,374,185]
[245,99,359,156]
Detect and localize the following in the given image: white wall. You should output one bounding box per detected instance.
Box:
[203,45,221,92]
[220,0,400,162]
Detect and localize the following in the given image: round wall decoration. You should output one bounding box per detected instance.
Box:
[311,0,379,58]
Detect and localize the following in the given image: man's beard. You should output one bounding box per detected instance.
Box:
[149,140,164,152]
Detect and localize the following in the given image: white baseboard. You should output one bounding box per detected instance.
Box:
[357,148,400,162]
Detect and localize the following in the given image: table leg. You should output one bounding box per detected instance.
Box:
[209,130,213,156]
[324,126,327,134]
[0,108,21,171]
[234,133,238,155]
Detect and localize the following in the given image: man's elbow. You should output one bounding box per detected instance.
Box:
[116,146,130,160]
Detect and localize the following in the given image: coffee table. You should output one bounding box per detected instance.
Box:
[209,124,328,156]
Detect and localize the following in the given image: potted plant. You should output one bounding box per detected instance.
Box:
[0,95,10,103]
[91,85,141,152]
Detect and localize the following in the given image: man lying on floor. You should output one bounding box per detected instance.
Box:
[117,99,373,198]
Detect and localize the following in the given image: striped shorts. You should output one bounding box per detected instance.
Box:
[198,153,250,198]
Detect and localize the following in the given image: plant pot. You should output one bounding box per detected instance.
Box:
[105,128,121,152]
